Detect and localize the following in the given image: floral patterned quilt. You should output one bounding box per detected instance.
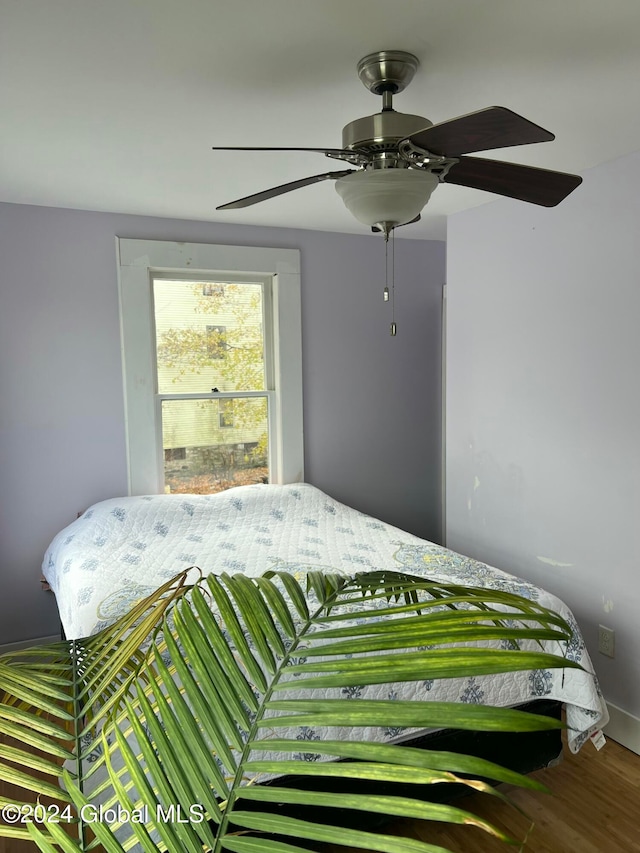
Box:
[43,482,607,752]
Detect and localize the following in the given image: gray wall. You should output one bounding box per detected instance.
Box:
[0,202,445,645]
[446,150,640,719]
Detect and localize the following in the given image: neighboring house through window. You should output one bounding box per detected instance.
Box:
[117,239,303,495]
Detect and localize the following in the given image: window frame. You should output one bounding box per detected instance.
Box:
[117,238,303,495]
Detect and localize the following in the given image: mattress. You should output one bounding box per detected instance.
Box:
[42,483,607,754]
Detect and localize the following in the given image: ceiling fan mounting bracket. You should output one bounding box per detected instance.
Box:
[357,50,420,96]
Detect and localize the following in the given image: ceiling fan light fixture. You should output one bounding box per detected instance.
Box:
[335,169,439,230]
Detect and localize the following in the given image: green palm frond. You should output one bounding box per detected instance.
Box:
[0,568,581,852]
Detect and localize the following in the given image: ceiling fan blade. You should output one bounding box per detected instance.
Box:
[406,107,555,157]
[212,145,358,158]
[443,156,582,207]
[216,170,356,210]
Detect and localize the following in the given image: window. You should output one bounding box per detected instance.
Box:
[164,447,186,462]
[117,239,303,495]
[202,283,225,297]
[218,400,235,429]
[206,324,227,359]
[154,278,267,492]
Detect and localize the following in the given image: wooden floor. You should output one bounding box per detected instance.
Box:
[2,736,638,851]
[0,726,76,853]
[325,736,640,853]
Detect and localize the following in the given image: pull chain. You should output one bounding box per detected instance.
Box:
[383,228,397,335]
[383,237,390,302]
[390,228,396,336]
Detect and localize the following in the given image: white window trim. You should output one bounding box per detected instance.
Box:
[116,238,303,495]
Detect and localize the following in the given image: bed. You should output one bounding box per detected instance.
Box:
[43,481,606,741]
[40,482,608,842]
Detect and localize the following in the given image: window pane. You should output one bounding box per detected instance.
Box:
[154,279,265,394]
[161,397,268,494]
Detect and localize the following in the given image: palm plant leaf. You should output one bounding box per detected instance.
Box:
[0,568,584,852]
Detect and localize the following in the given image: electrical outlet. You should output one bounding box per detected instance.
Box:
[598,625,615,658]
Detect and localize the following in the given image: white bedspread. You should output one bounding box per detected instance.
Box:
[43,483,607,752]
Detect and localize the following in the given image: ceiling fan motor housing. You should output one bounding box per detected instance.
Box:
[342,111,433,158]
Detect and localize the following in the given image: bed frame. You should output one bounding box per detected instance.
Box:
[237,698,563,831]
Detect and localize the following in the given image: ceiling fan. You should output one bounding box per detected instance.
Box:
[213,50,582,237]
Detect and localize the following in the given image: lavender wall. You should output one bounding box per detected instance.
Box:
[446,150,640,723]
[0,202,445,645]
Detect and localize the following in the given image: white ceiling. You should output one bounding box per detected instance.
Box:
[2,0,640,240]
